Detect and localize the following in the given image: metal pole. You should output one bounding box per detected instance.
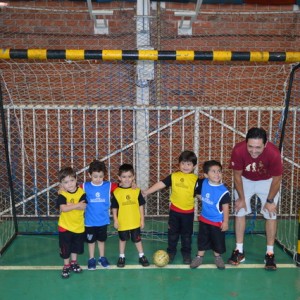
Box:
[0,81,18,233]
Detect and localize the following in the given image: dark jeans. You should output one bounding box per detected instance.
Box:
[167,209,194,256]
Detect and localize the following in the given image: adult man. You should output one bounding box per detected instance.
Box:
[228,127,283,270]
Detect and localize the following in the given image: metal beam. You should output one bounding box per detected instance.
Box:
[1,49,300,62]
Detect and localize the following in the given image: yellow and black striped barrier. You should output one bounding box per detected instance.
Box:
[0,49,300,62]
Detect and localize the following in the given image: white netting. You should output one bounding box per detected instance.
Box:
[0,1,299,257]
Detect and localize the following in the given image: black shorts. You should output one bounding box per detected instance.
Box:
[197,221,226,254]
[118,227,141,243]
[85,225,108,243]
[59,230,85,259]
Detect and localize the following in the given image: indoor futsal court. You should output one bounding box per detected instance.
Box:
[0,0,300,299]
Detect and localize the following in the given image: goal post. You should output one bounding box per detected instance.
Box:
[0,57,299,259]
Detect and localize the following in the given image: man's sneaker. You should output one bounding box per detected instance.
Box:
[61,266,70,279]
[167,252,175,263]
[214,256,225,270]
[190,256,203,269]
[228,249,245,265]
[139,255,150,267]
[70,262,82,273]
[98,257,110,268]
[117,257,125,268]
[264,253,277,271]
[183,254,192,265]
[88,258,96,270]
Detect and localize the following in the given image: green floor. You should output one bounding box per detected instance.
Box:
[0,233,299,300]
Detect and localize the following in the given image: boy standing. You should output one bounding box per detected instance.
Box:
[83,160,118,270]
[111,163,150,268]
[190,160,230,270]
[143,150,200,264]
[56,167,87,279]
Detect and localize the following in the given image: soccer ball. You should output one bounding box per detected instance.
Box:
[153,250,169,267]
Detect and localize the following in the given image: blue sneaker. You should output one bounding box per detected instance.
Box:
[88,258,96,270]
[98,257,110,268]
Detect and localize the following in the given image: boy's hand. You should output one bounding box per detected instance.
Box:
[77,201,87,210]
[220,221,228,232]
[58,183,66,195]
[113,220,119,230]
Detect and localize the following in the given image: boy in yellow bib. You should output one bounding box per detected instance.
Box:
[111,164,150,268]
[56,167,87,279]
[143,150,200,264]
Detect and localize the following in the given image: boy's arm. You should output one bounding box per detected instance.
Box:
[194,178,204,197]
[60,201,86,212]
[220,203,229,232]
[142,181,166,197]
[59,193,87,212]
[139,205,145,229]
[112,208,119,229]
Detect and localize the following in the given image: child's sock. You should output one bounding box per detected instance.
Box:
[266,245,274,254]
[236,243,243,253]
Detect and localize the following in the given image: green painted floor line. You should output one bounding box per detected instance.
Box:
[0,263,297,270]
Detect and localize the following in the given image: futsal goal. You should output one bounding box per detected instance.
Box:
[0,1,299,262]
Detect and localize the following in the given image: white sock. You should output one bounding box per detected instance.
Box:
[119,254,125,258]
[266,246,274,254]
[139,252,144,258]
[236,243,243,253]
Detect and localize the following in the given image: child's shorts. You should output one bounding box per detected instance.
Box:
[59,230,85,259]
[85,225,108,243]
[118,227,141,243]
[197,221,226,254]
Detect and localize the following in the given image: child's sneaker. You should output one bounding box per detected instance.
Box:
[139,255,150,267]
[98,256,110,268]
[214,256,225,270]
[70,262,83,273]
[88,258,96,270]
[183,254,192,265]
[228,249,245,265]
[117,257,125,268]
[264,253,277,271]
[190,256,203,269]
[61,266,70,279]
[167,252,175,263]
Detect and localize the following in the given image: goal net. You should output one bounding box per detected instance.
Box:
[0,1,299,259]
[1,59,299,253]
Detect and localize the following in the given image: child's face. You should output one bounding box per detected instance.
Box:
[179,161,195,174]
[205,165,222,184]
[118,171,134,188]
[89,171,105,185]
[61,175,77,193]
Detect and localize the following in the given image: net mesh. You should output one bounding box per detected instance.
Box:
[0,1,299,257]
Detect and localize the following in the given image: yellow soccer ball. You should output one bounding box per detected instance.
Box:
[153,250,169,267]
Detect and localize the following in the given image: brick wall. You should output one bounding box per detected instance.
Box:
[0,1,299,51]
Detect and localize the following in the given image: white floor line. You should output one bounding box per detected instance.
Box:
[0,263,297,270]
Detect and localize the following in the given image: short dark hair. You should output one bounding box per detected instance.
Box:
[203,160,222,174]
[246,127,267,144]
[178,150,197,166]
[88,160,107,175]
[118,163,134,176]
[58,167,77,182]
